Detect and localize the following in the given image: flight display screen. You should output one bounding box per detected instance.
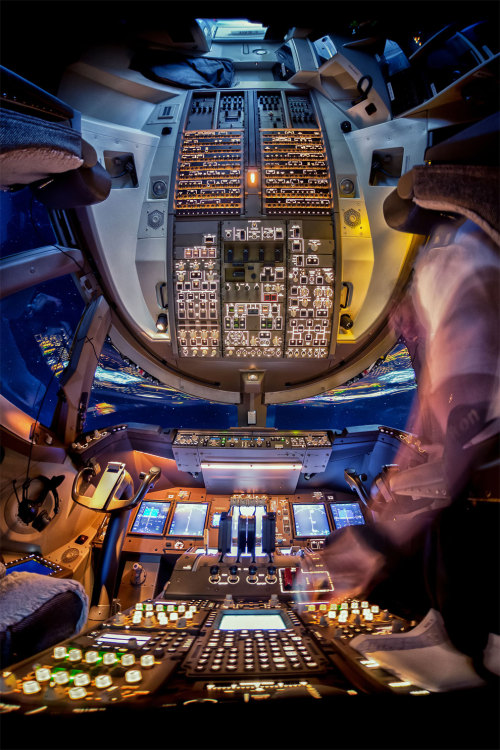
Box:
[130,501,171,535]
[5,558,55,576]
[292,504,330,537]
[330,502,366,529]
[217,610,287,631]
[168,503,209,536]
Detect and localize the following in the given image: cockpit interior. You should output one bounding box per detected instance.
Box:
[1,2,499,748]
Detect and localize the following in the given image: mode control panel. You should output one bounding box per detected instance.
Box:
[173,431,331,448]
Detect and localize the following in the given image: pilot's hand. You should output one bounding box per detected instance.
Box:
[293,527,385,606]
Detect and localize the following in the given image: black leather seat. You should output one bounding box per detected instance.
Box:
[0,66,111,208]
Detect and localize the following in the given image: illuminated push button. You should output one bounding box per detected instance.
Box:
[169,613,179,623]
[140,654,155,669]
[135,604,144,611]
[73,673,91,687]
[102,653,117,666]
[23,680,41,695]
[371,605,380,614]
[95,674,113,689]
[157,613,168,626]
[35,668,51,683]
[68,648,82,662]
[132,613,142,625]
[53,646,67,660]
[363,610,374,621]
[53,670,70,686]
[167,605,175,612]
[125,669,142,684]
[85,651,100,665]
[68,686,87,700]
[144,603,154,612]
[328,611,336,620]
[361,601,369,609]
[178,605,186,613]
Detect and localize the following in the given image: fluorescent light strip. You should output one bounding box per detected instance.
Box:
[201,463,302,471]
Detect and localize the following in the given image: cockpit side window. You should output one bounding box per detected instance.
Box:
[0,275,86,427]
[267,341,417,430]
[84,339,239,431]
[0,189,56,259]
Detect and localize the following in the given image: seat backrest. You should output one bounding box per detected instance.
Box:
[0,66,111,207]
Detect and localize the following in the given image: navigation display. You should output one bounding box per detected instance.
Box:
[292,504,330,537]
[130,501,171,535]
[168,503,209,536]
[330,502,366,529]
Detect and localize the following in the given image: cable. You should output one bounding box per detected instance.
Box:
[82,335,99,363]
[23,341,66,489]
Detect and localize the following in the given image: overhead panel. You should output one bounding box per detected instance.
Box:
[170,89,337,362]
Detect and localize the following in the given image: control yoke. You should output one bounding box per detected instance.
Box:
[72,462,161,513]
[344,468,370,507]
[71,462,161,620]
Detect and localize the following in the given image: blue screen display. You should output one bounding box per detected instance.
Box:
[131,501,171,535]
[168,503,209,536]
[330,502,366,529]
[6,559,54,576]
[292,504,330,537]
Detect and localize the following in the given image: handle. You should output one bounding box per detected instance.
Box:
[71,465,96,503]
[340,281,353,309]
[131,466,162,508]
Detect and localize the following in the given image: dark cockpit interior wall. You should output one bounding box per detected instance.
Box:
[1,2,499,748]
[2,1,498,94]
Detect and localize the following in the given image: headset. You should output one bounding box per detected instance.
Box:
[15,475,64,532]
